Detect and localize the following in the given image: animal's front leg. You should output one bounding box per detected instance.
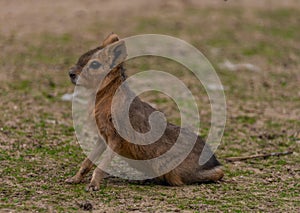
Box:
[86,146,116,191]
[65,158,94,184]
[65,139,106,184]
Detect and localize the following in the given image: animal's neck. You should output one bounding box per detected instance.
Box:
[95,67,126,117]
[101,76,121,97]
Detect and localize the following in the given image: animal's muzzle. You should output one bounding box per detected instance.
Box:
[69,69,76,80]
[68,67,78,84]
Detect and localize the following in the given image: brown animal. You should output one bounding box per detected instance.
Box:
[66,33,224,191]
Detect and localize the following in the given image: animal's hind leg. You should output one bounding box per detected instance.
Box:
[196,166,224,183]
[65,139,106,184]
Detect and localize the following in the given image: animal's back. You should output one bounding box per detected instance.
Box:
[121,96,224,185]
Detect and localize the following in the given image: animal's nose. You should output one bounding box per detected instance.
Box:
[69,70,76,79]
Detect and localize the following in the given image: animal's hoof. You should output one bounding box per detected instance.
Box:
[65,176,81,184]
[85,182,100,191]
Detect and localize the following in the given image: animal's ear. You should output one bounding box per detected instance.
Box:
[106,40,127,68]
[102,33,119,47]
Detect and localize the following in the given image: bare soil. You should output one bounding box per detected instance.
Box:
[0,0,299,212]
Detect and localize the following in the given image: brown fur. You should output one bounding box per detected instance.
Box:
[66,33,224,190]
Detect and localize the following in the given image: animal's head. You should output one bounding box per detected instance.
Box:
[68,33,127,86]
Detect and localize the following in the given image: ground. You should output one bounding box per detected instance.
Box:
[0,0,299,212]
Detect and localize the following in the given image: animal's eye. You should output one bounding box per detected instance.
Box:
[89,60,101,70]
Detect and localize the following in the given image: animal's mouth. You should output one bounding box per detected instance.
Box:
[70,75,89,87]
[70,76,78,85]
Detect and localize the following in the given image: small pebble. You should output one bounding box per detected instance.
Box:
[79,201,93,211]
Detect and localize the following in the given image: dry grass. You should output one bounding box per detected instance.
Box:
[0,0,299,212]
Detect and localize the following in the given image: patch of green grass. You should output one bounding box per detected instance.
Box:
[242,41,282,60]
[60,124,75,136]
[236,115,257,125]
[1,3,300,212]
[135,17,181,35]
[154,98,169,104]
[226,168,254,178]
[0,34,77,67]
[207,29,238,48]
[265,120,281,128]
[8,80,32,91]
[266,25,298,40]
[27,45,64,65]
[40,33,73,45]
[259,8,300,22]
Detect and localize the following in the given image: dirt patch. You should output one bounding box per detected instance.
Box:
[0,0,299,212]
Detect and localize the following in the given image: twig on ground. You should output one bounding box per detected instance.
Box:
[224,151,293,163]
